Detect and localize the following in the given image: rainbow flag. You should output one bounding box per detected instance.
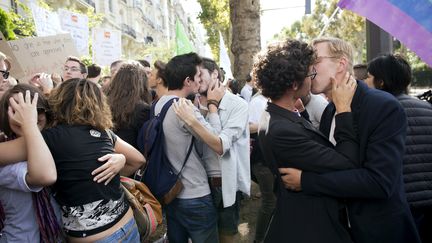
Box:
[338,0,432,67]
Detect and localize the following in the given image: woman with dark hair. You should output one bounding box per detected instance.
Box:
[365,54,432,243]
[0,84,62,243]
[106,63,152,149]
[252,39,358,243]
[0,79,145,242]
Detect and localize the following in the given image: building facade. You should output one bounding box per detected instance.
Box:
[0,0,207,61]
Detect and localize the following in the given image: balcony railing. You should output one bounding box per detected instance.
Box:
[121,24,137,39]
[83,0,95,8]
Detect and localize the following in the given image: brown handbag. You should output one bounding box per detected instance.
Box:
[120,176,162,240]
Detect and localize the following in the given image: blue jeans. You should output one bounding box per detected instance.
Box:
[95,217,140,243]
[165,194,219,243]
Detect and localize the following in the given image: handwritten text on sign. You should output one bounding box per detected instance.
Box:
[8,33,79,81]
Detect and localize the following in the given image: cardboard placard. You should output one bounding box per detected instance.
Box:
[7,33,79,82]
[0,32,25,79]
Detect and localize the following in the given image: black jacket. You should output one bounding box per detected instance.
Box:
[397,94,432,209]
[259,102,359,243]
[303,81,420,243]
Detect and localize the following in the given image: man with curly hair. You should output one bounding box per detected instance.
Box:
[252,38,359,242]
[280,37,420,243]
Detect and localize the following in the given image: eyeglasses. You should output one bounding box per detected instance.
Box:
[0,70,9,79]
[62,66,81,72]
[316,56,339,63]
[306,67,317,80]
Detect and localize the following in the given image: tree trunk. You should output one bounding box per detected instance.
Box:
[229,0,261,84]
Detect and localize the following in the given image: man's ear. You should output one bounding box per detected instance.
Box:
[211,69,219,81]
[337,56,349,73]
[183,76,190,87]
[82,73,88,79]
[292,81,299,91]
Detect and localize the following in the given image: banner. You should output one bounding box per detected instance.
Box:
[7,33,79,82]
[338,0,432,66]
[219,32,233,81]
[0,32,25,79]
[30,3,63,37]
[175,19,194,55]
[58,9,89,56]
[92,28,122,66]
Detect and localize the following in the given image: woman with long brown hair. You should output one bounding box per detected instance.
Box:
[105,63,152,149]
[1,79,145,242]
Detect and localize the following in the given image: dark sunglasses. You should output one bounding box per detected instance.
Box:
[0,70,9,79]
[306,68,317,80]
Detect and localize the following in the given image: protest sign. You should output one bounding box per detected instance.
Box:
[0,32,25,79]
[58,9,89,56]
[7,33,79,82]
[92,28,122,66]
[30,3,63,37]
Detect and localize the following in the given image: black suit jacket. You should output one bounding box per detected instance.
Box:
[302,81,420,243]
[259,102,359,243]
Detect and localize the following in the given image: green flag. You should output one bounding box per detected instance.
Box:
[175,19,194,55]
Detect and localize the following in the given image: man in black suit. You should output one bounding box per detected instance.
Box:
[280,37,420,243]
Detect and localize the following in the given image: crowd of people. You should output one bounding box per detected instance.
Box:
[0,35,431,243]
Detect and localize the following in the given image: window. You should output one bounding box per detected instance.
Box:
[108,0,113,12]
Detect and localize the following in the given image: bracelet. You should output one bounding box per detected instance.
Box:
[207,99,219,109]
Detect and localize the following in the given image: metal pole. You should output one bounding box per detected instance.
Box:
[318,7,340,37]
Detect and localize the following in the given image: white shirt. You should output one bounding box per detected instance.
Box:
[204,92,251,207]
[240,83,253,102]
[249,93,268,124]
[305,94,328,129]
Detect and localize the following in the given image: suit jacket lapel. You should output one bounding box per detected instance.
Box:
[267,103,330,142]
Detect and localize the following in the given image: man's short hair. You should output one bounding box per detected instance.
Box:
[353,63,368,80]
[66,56,87,74]
[137,59,150,68]
[87,64,102,78]
[312,37,354,73]
[154,60,168,87]
[201,57,221,81]
[110,60,124,70]
[165,52,202,90]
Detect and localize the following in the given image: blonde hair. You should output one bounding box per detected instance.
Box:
[0,51,11,70]
[312,37,354,73]
[0,51,6,62]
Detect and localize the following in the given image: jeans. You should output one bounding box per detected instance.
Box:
[95,217,140,243]
[252,162,276,243]
[165,194,219,243]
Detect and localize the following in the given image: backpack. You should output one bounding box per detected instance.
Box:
[136,98,195,205]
